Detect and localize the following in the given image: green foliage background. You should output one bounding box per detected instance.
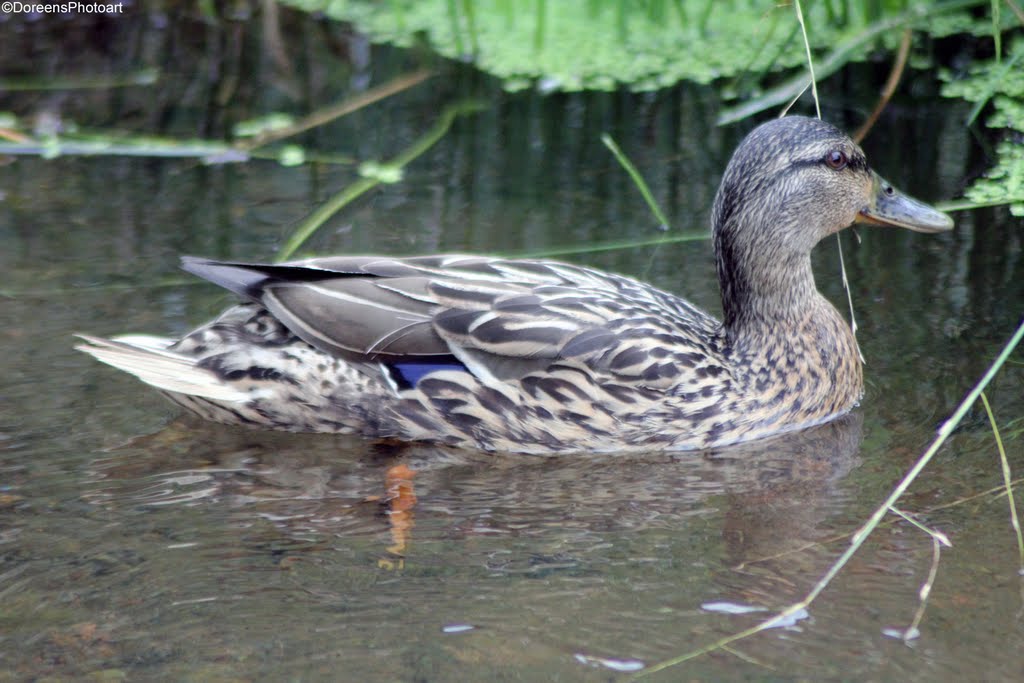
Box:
[283,0,1024,212]
[942,36,1024,214]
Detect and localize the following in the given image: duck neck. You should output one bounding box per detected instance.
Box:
[715,229,822,345]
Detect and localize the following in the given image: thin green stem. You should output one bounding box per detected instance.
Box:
[447,0,465,56]
[980,392,1024,573]
[0,138,239,160]
[793,0,821,119]
[890,507,952,547]
[533,0,547,52]
[600,133,672,230]
[793,3,860,367]
[937,197,1024,211]
[0,69,159,91]
[992,0,1002,62]
[275,100,484,261]
[836,232,863,362]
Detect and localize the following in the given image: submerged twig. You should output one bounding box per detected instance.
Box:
[887,503,950,641]
[0,71,432,163]
[634,319,1024,678]
[721,644,775,670]
[0,133,357,165]
[0,127,30,143]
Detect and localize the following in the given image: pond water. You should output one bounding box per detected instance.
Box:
[2,9,1023,682]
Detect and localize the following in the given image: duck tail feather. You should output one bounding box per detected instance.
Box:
[180,256,272,300]
[74,333,248,402]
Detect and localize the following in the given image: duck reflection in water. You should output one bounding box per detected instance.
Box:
[85,410,862,585]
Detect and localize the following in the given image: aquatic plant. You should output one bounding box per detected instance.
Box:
[941,36,1024,215]
[281,0,1024,212]
[283,0,1006,92]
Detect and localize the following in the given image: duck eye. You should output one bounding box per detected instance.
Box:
[825,150,848,170]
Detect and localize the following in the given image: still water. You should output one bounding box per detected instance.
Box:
[2,10,1023,682]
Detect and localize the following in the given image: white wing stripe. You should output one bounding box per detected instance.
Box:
[305,284,427,316]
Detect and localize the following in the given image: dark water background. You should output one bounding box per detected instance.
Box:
[1,8,1022,681]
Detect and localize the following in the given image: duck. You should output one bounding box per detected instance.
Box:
[76,116,953,454]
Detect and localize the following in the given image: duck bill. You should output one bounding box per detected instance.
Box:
[856,173,954,233]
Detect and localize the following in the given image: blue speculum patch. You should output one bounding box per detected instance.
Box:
[388,360,468,389]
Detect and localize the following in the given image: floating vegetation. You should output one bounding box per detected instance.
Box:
[283,0,1023,214]
[0,71,431,167]
[941,37,1024,215]
[284,0,1002,92]
[0,68,159,91]
[3,2,1020,228]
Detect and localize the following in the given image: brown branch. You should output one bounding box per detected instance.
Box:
[239,69,434,152]
[853,28,912,144]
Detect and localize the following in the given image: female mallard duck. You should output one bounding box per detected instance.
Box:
[77,116,952,453]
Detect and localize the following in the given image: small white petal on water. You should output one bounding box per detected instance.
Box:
[573,654,645,672]
[701,601,768,615]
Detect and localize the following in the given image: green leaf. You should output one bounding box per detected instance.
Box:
[358,161,404,183]
[281,0,996,93]
[233,113,296,138]
[278,144,307,167]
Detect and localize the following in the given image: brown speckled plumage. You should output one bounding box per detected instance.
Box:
[76,117,953,453]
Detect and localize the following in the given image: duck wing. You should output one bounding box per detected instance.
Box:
[181,255,723,389]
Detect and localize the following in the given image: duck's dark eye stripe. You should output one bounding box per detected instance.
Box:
[845,155,866,171]
[790,155,864,172]
[790,154,866,172]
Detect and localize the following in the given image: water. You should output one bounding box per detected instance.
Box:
[2,10,1023,682]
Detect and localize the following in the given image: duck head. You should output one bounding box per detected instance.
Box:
[711,116,953,333]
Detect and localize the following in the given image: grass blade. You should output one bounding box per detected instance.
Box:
[276,99,484,261]
[980,392,1024,574]
[600,133,672,230]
